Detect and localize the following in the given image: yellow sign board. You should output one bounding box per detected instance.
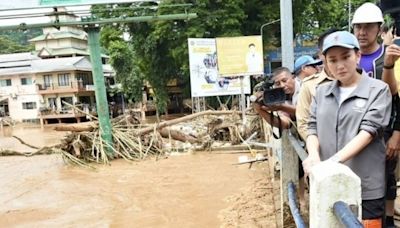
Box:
[216,35,263,77]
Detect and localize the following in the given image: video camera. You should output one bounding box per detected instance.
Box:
[252,76,286,106]
[381,1,400,45]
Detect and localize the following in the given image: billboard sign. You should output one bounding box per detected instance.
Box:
[216,35,263,77]
[188,38,251,97]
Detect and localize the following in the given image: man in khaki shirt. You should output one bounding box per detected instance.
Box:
[295,29,338,141]
[296,69,334,141]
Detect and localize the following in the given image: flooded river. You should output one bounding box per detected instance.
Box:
[0,125,277,227]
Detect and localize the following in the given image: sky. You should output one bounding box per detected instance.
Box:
[0,0,158,26]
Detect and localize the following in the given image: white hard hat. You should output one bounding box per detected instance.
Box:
[351,2,384,25]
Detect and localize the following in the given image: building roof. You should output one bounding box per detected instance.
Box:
[37,47,108,58]
[0,55,114,76]
[29,31,87,42]
[0,52,40,64]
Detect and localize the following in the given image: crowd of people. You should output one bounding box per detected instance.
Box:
[253,2,400,227]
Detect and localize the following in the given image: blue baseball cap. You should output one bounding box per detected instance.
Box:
[294,55,322,73]
[322,31,360,55]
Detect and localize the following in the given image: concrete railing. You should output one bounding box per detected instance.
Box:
[280,129,362,227]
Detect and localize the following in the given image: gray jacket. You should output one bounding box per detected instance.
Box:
[308,73,392,200]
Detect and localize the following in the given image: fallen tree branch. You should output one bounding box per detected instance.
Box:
[0,146,55,156]
[12,135,40,149]
[135,110,238,136]
[62,101,98,120]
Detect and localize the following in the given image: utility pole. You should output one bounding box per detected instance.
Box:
[348,0,352,31]
[280,0,294,71]
[86,25,113,155]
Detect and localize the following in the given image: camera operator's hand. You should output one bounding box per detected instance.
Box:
[252,94,281,112]
[262,104,282,112]
[252,92,266,113]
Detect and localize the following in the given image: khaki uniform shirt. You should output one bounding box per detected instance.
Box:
[296,69,333,141]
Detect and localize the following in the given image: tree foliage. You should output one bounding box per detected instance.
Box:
[0,28,42,53]
[94,0,375,112]
[0,35,34,54]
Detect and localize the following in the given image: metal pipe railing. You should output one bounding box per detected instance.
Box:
[333,201,363,228]
[288,181,307,228]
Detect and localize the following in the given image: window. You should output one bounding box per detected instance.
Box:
[43,75,52,88]
[58,73,70,86]
[21,77,32,85]
[48,97,57,110]
[22,102,37,110]
[76,73,91,85]
[60,97,73,110]
[0,79,11,87]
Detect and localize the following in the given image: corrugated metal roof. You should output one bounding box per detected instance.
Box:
[0,56,114,76]
[0,52,40,63]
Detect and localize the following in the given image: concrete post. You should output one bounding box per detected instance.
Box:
[309,161,362,228]
[280,130,299,226]
[280,0,294,71]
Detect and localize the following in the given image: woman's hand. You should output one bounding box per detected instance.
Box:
[302,154,321,175]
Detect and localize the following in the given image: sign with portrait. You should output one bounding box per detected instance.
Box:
[216,35,264,77]
[188,38,251,97]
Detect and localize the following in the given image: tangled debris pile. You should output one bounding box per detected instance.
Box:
[54,110,265,166]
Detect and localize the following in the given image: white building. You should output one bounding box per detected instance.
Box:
[0,8,115,124]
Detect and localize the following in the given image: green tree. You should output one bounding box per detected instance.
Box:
[96,0,375,113]
[0,35,34,54]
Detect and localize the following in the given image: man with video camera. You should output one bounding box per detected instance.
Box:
[252,67,298,130]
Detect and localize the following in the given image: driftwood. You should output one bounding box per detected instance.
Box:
[159,127,199,144]
[136,110,237,136]
[0,146,55,156]
[54,122,98,132]
[12,135,40,149]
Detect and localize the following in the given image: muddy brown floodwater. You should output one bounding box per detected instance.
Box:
[0,125,277,227]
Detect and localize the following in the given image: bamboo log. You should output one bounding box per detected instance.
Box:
[158,127,199,144]
[135,110,238,136]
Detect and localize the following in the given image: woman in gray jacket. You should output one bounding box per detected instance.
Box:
[302,31,393,226]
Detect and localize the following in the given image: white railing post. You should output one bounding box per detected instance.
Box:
[309,161,362,227]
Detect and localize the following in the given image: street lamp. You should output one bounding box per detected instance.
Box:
[260,19,281,37]
[260,19,280,74]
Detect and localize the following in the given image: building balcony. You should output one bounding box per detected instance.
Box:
[39,105,97,125]
[36,81,95,94]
